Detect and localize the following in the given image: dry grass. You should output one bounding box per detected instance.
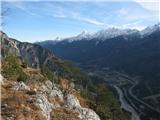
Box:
[59,78,91,108]
[51,108,81,120]
[60,78,69,91]
[1,63,90,120]
[1,81,47,120]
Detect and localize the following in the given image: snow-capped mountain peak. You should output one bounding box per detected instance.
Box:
[92,27,139,40]
[65,28,139,42]
[76,31,91,38]
[53,23,159,42]
[140,23,160,36]
[66,31,93,42]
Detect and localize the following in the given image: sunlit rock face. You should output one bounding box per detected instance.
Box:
[1,32,20,58]
[1,31,63,72]
[11,81,30,91]
[66,94,101,120]
[36,81,101,120]
[66,94,81,107]
[35,94,53,120]
[0,74,4,85]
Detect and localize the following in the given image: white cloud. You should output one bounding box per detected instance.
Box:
[51,8,105,26]
[51,10,67,18]
[118,8,128,15]
[4,0,159,30]
[6,1,41,17]
[134,0,159,11]
[81,18,104,25]
[120,21,146,30]
[126,14,159,21]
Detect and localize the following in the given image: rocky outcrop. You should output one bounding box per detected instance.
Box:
[66,94,81,107]
[49,87,64,102]
[40,81,63,102]
[1,31,67,74]
[36,94,53,120]
[1,31,20,58]
[35,81,63,120]
[76,107,101,120]
[35,82,101,120]
[2,77,101,120]
[0,74,4,85]
[11,81,30,91]
[66,94,101,120]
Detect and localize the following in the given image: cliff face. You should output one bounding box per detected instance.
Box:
[1,32,83,82]
[1,32,20,58]
[1,31,63,71]
[1,32,100,120]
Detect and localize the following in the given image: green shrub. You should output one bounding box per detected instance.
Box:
[2,55,27,81]
[93,84,131,120]
[17,73,28,83]
[21,61,27,68]
[41,66,54,81]
[2,55,28,82]
[55,60,90,86]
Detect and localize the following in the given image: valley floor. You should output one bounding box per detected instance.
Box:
[113,85,140,120]
[86,69,160,120]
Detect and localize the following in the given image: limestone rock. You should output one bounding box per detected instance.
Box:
[75,107,101,120]
[40,81,53,94]
[66,94,100,120]
[66,94,81,108]
[0,74,4,85]
[49,86,63,102]
[40,81,64,102]
[36,94,53,120]
[11,81,30,91]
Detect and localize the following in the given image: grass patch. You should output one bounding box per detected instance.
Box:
[2,55,28,82]
[41,66,54,81]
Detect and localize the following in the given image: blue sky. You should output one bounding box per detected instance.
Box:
[2,0,159,42]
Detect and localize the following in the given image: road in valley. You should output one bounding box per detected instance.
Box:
[120,82,160,120]
[128,82,160,113]
[114,85,141,120]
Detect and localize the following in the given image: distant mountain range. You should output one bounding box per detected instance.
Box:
[39,23,159,43]
[37,23,160,97]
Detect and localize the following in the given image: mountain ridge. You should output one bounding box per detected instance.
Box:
[37,23,159,43]
[37,23,160,97]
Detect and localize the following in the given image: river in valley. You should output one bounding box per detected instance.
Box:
[113,85,141,120]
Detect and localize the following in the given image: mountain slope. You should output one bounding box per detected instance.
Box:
[1,32,131,120]
[1,55,101,120]
[37,24,160,97]
[1,31,88,81]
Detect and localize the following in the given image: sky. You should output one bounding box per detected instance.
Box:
[1,0,160,42]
